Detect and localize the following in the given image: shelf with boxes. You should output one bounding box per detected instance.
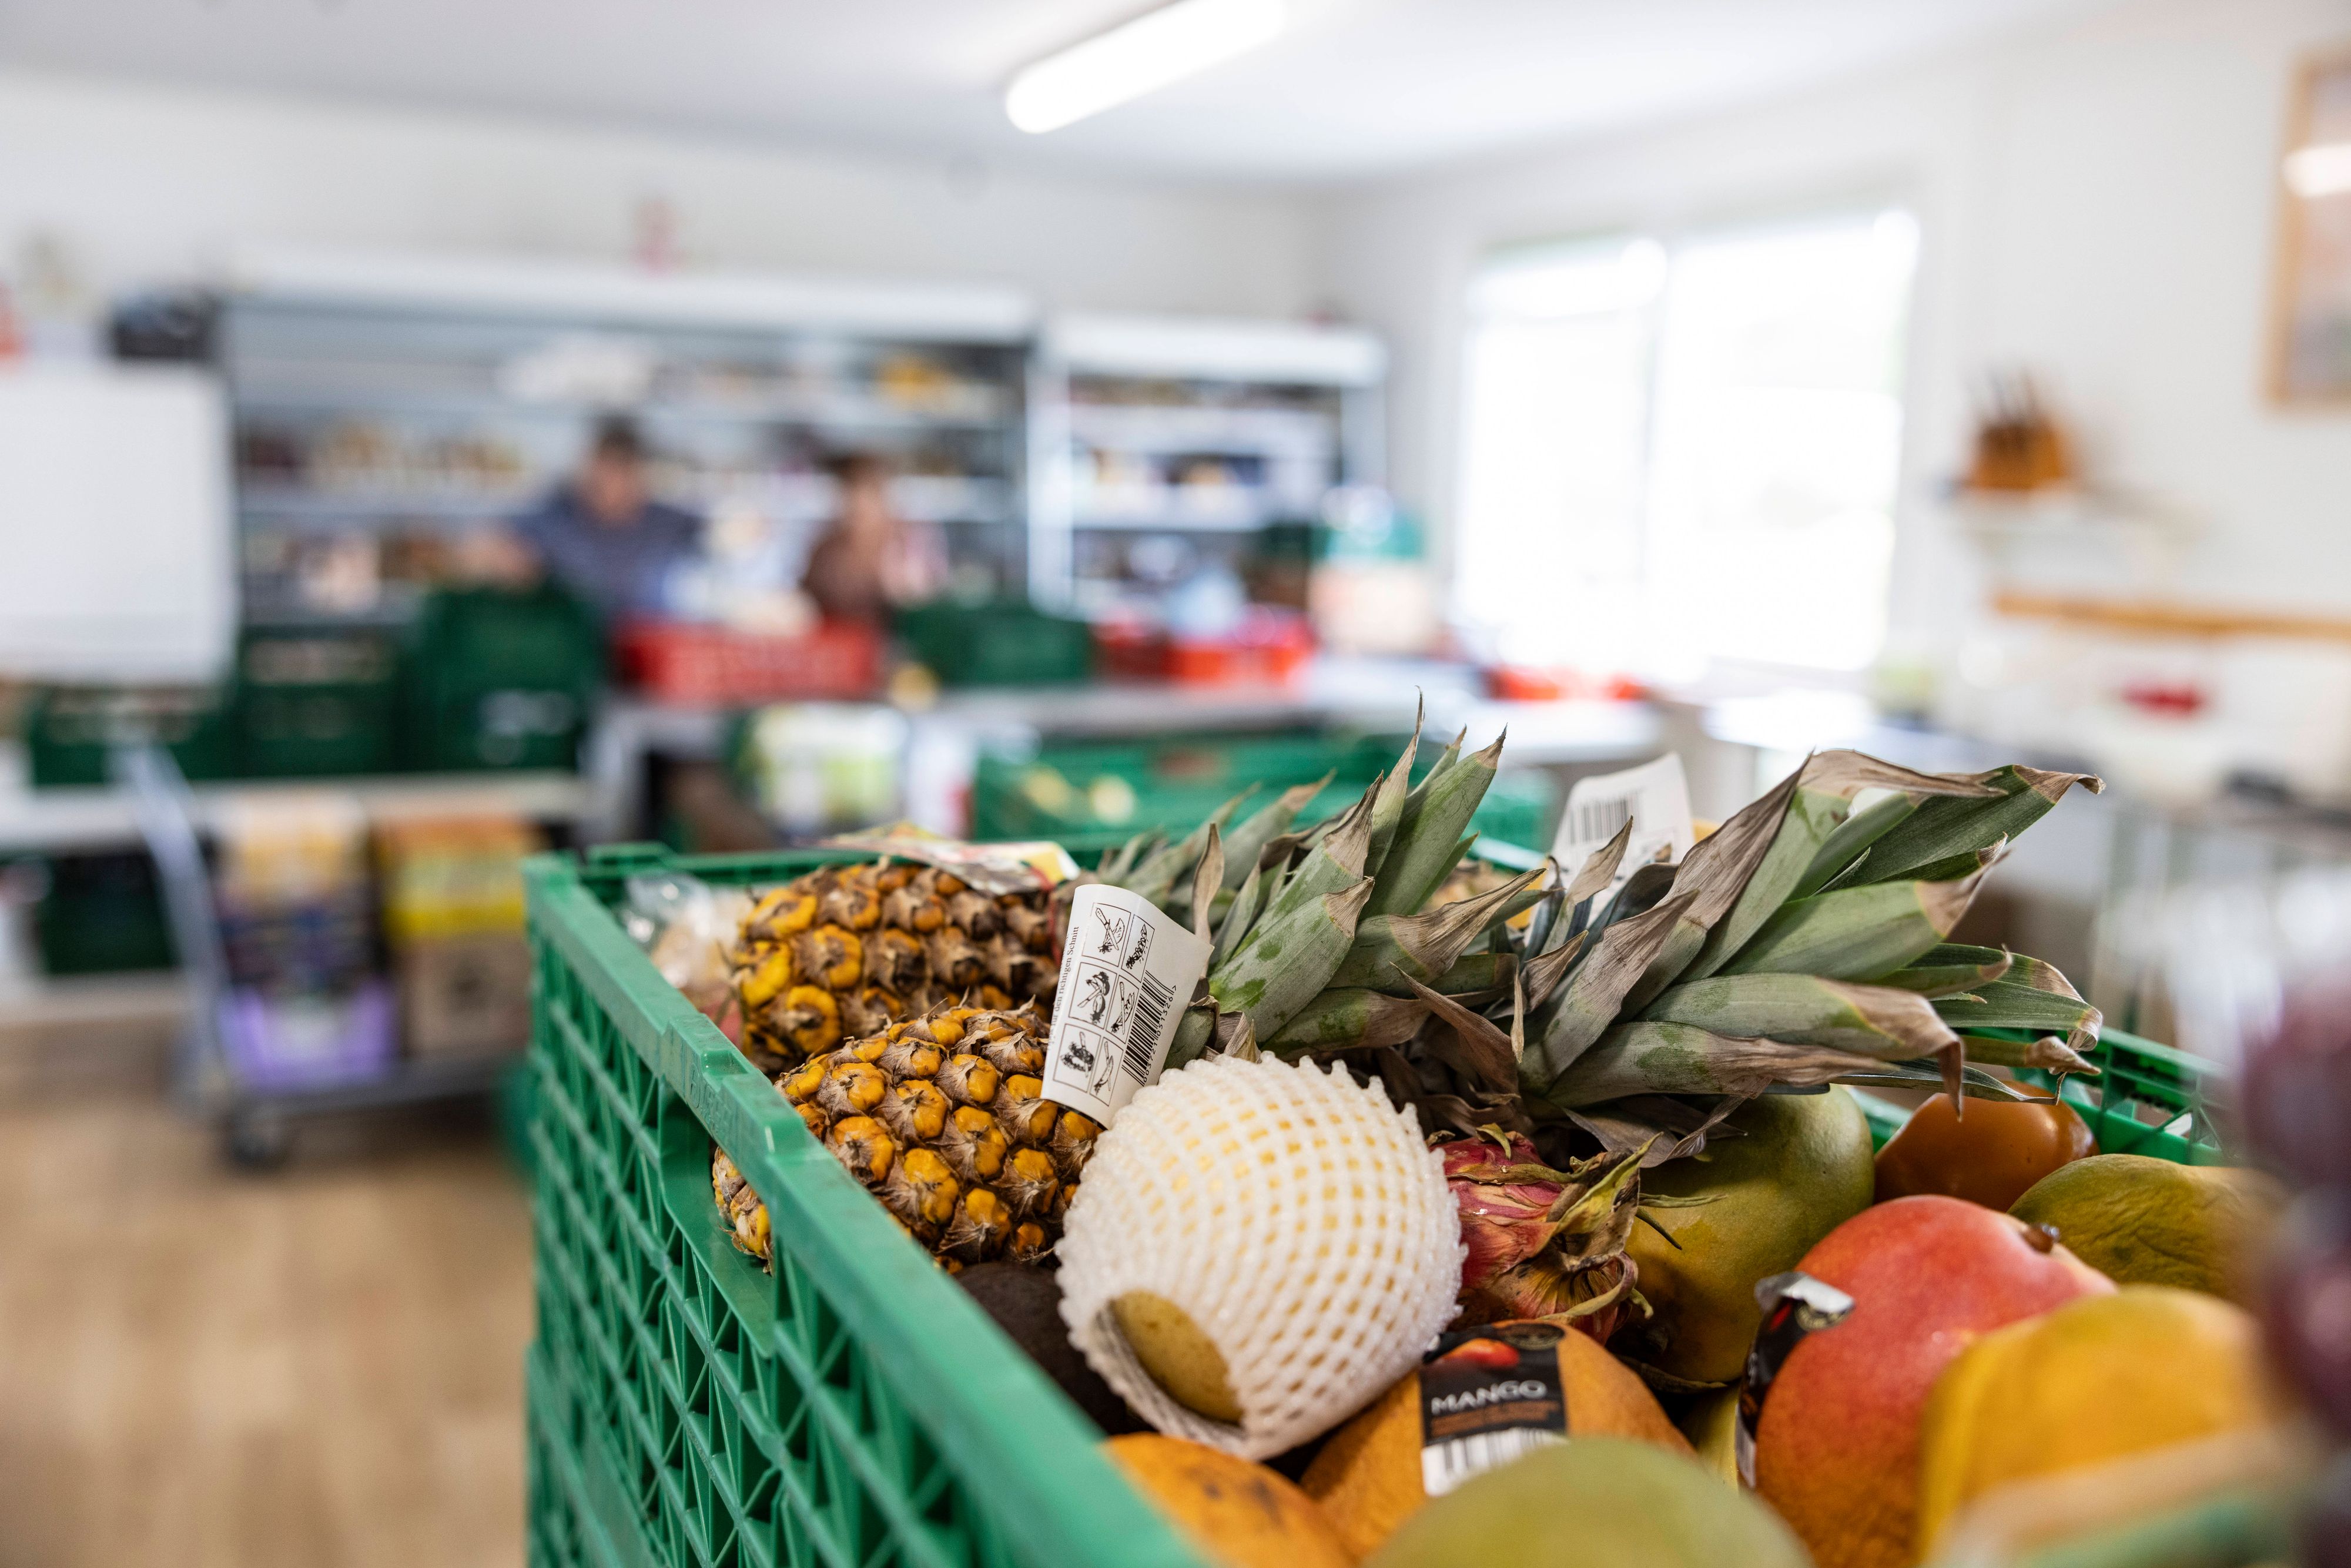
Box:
[217,249,1037,622]
[1029,313,1385,622]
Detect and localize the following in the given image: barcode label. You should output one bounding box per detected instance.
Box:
[1552,755,1696,908]
[1043,885,1213,1126]
[1121,971,1173,1083]
[1569,792,1636,848]
[1421,1428,1566,1496]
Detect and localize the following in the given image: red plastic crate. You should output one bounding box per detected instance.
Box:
[614,620,882,705]
[1167,609,1314,686]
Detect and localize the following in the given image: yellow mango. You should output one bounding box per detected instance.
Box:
[1915,1285,2279,1557]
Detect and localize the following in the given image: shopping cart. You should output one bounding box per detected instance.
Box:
[118,744,515,1164]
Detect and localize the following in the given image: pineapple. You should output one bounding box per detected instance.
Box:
[729,861,1060,1074]
[714,1004,1104,1272]
[711,717,2104,1321]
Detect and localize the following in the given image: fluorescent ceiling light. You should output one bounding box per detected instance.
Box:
[2286,141,2351,198]
[1006,0,1287,135]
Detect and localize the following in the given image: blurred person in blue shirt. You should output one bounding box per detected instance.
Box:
[497,416,701,621]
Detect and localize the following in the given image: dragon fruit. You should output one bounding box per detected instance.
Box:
[1437,1131,1647,1342]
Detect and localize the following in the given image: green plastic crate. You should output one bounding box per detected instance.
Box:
[972,732,1556,858]
[524,843,1205,1568]
[28,850,178,976]
[25,684,236,788]
[233,624,404,778]
[1853,1027,2229,1163]
[895,602,1094,689]
[405,588,601,772]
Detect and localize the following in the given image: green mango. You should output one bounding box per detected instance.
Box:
[2010,1154,2283,1300]
[1367,1438,1807,1568]
[1616,1088,1876,1385]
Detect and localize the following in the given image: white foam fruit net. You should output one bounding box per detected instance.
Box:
[1058,1054,1465,1459]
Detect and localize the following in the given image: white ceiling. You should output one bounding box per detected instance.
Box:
[0,0,2112,185]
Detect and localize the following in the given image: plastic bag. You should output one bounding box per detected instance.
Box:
[623,873,753,1038]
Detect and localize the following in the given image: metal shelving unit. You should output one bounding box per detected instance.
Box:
[1026,310,1388,611]
[216,247,1039,618]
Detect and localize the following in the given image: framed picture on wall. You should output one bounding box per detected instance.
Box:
[2273,48,2351,402]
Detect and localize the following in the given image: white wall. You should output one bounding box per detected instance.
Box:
[1317,0,2351,656]
[0,68,1319,318]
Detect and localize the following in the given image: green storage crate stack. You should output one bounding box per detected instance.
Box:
[24,683,237,787]
[895,601,1094,689]
[971,731,1556,857]
[24,850,178,975]
[235,623,405,778]
[404,587,603,772]
[523,843,1205,1568]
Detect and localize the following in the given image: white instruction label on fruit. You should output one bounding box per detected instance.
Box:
[1043,884,1213,1125]
[1552,754,1695,906]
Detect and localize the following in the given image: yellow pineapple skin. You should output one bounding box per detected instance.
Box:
[729,862,1060,1076]
[711,1005,1101,1273]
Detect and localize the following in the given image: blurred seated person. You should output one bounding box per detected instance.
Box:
[470,416,702,621]
[800,453,947,626]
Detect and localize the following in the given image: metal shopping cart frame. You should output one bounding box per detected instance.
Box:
[116,744,515,1164]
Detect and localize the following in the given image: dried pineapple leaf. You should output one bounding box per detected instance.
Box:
[1524,889,1701,1091]
[1190,824,1224,942]
[1850,765,2103,887]
[1404,974,1518,1097]
[1547,1023,1894,1107]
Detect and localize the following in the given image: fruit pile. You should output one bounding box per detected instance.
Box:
[692,735,2305,1566]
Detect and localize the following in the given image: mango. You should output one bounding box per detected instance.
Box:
[1616,1088,1876,1384]
[1106,1433,1354,1568]
[1753,1195,2112,1568]
[1365,1436,1809,1568]
[1915,1285,2279,1556]
[1301,1326,1688,1559]
[2009,1155,2282,1300]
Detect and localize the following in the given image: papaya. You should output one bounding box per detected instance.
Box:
[1107,1433,1354,1568]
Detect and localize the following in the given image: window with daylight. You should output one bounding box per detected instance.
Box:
[1453,207,1918,678]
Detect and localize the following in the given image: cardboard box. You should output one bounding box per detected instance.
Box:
[397,932,530,1059]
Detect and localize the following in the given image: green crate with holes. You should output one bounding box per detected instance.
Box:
[525,835,2244,1568]
[523,842,1205,1568]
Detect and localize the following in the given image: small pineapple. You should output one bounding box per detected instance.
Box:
[730,862,1060,1074]
[714,1004,1103,1272]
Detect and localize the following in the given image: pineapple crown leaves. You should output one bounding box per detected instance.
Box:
[1120,737,2102,1155]
[1467,748,2102,1135]
[1152,720,1504,1061]
[1331,860,1552,993]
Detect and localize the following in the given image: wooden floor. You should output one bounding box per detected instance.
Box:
[0,1093,533,1568]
